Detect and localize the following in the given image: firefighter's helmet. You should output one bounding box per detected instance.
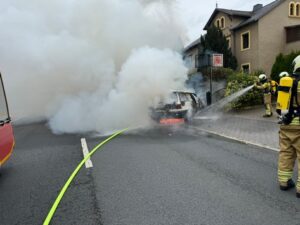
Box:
[279,71,289,78]
[258,74,267,82]
[293,55,300,74]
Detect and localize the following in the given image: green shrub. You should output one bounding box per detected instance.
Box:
[200,67,235,81]
[271,51,300,82]
[225,72,263,109]
[212,68,235,80]
[252,69,265,77]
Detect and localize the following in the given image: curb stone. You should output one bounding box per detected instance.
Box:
[191,126,279,152]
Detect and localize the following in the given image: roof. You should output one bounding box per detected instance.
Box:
[204,0,286,31]
[218,8,253,17]
[231,0,285,30]
[183,38,200,53]
[204,8,252,30]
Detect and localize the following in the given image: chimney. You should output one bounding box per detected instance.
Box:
[253,4,263,12]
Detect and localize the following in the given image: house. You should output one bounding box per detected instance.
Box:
[183,40,226,103]
[204,0,300,75]
[183,38,200,76]
[183,39,219,75]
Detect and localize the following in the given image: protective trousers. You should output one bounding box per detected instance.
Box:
[278,125,300,191]
[263,93,272,116]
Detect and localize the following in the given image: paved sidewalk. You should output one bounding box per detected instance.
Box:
[193,106,280,151]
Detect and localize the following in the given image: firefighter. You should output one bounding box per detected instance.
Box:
[276,56,300,198]
[254,74,273,117]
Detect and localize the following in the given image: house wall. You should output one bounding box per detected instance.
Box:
[212,13,248,56]
[285,40,300,53]
[206,2,300,74]
[258,0,300,75]
[212,12,246,35]
[184,47,198,75]
[233,23,259,73]
[212,12,232,37]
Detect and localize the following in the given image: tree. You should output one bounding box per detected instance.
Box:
[271,51,300,81]
[200,26,237,70]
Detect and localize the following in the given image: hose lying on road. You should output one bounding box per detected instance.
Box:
[43,128,128,225]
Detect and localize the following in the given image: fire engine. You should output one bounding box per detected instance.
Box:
[0,73,14,167]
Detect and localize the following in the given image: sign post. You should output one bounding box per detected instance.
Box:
[209,54,223,104]
[212,54,224,68]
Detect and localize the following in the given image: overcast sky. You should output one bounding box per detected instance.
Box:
[177,0,274,46]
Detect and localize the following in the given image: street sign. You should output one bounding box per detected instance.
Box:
[212,54,223,67]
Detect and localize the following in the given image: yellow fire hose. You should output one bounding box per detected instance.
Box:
[43,128,128,225]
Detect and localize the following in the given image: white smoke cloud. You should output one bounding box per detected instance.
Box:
[0,0,187,133]
[50,47,187,133]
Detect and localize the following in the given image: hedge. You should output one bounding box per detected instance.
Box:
[225,72,263,109]
[199,67,235,81]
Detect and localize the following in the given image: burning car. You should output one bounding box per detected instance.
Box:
[150,90,204,123]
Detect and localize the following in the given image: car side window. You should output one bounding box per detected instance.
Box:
[186,94,192,101]
[0,77,9,121]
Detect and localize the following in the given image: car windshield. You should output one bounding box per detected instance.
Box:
[164,92,178,104]
[0,76,9,121]
[178,93,190,102]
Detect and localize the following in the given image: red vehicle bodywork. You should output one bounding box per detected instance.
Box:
[0,73,14,166]
[0,123,14,166]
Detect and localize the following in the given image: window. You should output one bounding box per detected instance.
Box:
[215,19,220,28]
[241,31,250,50]
[241,63,250,74]
[195,54,199,68]
[286,25,300,43]
[226,37,231,49]
[184,55,193,69]
[220,17,225,29]
[179,93,189,102]
[198,53,211,68]
[0,76,9,121]
[296,3,300,16]
[215,17,225,29]
[290,2,295,16]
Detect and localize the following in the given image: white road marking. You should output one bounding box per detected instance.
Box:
[81,138,93,168]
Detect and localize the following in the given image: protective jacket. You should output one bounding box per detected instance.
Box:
[255,81,271,93]
[277,77,300,193]
[270,80,278,95]
[255,81,272,116]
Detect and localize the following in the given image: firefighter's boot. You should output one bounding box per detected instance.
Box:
[279,179,295,191]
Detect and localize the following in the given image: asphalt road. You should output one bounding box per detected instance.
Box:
[1,123,300,225]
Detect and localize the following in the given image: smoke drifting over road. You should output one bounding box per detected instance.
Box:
[0,0,187,133]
